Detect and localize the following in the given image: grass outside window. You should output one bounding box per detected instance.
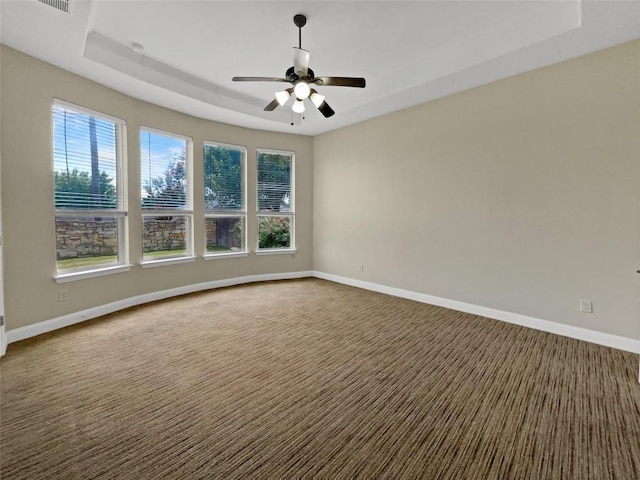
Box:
[58,250,186,271]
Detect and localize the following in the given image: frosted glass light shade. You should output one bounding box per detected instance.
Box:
[294,82,311,100]
[310,91,325,108]
[292,99,305,113]
[275,90,290,106]
[293,47,310,76]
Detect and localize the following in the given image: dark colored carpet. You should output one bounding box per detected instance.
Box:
[1,278,638,479]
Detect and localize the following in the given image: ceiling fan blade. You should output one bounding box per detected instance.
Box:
[264,98,281,111]
[316,100,335,118]
[293,48,310,76]
[232,77,289,83]
[313,77,366,88]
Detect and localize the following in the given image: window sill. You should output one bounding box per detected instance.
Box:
[140,256,197,268]
[55,264,133,283]
[255,248,297,256]
[203,251,249,260]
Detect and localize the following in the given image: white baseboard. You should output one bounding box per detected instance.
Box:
[5,271,313,346]
[4,270,638,356]
[1,324,6,356]
[313,271,640,354]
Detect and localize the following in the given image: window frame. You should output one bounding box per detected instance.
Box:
[139,126,194,266]
[203,140,248,259]
[53,99,130,282]
[256,148,296,254]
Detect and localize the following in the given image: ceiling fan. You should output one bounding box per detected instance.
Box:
[232,14,366,119]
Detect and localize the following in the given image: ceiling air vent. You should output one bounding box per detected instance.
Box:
[38,0,69,13]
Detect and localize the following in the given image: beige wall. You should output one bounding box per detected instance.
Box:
[0,46,313,330]
[2,41,639,340]
[314,40,640,339]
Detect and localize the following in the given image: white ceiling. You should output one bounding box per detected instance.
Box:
[1,1,639,136]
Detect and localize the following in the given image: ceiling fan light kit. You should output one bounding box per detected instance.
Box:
[292,99,305,113]
[293,81,311,99]
[309,90,325,108]
[232,14,366,120]
[275,89,292,106]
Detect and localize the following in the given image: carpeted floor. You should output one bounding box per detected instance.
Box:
[1,278,638,479]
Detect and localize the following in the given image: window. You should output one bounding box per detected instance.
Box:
[140,128,193,263]
[53,101,127,274]
[256,149,294,251]
[203,142,246,255]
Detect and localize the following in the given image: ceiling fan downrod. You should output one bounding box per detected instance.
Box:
[293,14,306,49]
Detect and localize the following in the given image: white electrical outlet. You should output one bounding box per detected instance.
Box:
[579,299,593,313]
[59,289,69,302]
[359,264,364,272]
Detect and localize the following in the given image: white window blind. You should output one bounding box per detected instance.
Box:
[53,104,122,211]
[204,143,245,212]
[140,129,191,211]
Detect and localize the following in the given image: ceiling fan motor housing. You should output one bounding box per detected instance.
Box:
[286,66,315,83]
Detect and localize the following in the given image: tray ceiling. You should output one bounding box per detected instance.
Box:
[1,1,639,135]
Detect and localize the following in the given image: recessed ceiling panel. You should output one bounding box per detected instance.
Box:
[1,1,639,135]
